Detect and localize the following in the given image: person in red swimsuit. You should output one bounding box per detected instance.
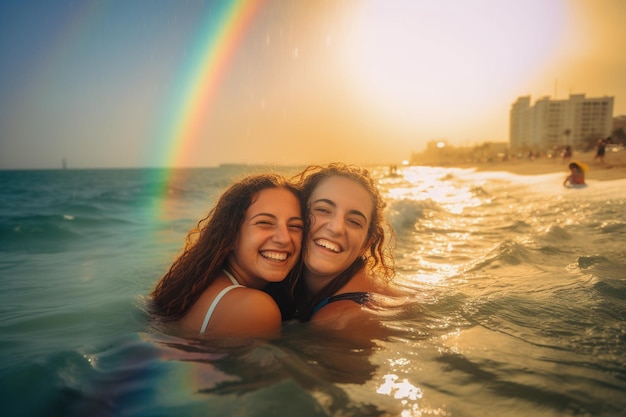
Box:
[563,162,586,187]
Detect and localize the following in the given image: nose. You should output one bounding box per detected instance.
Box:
[324,213,344,235]
[272,223,290,244]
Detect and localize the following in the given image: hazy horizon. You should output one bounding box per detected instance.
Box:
[2,0,626,170]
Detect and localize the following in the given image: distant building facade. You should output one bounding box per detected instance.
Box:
[612,115,626,145]
[613,115,626,132]
[509,94,614,151]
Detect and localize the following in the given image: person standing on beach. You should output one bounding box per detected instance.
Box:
[150,173,304,338]
[594,138,607,163]
[562,145,572,164]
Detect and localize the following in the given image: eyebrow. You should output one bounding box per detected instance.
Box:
[250,212,303,222]
[311,198,369,222]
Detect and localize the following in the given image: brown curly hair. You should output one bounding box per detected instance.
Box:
[150,173,304,322]
[291,163,395,320]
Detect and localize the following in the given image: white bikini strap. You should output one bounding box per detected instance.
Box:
[199,270,244,334]
[223,269,240,286]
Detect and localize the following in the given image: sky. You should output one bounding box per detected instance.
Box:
[1,0,626,169]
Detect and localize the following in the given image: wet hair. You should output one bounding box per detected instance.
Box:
[569,162,581,171]
[291,163,395,320]
[150,173,304,322]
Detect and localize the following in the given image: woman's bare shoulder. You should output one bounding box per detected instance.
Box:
[181,286,281,338]
[207,288,282,338]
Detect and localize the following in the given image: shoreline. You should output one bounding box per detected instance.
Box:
[449,149,626,182]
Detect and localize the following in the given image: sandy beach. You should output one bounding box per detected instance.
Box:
[464,149,626,181]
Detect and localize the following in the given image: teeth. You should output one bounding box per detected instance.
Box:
[315,239,341,253]
[261,251,288,261]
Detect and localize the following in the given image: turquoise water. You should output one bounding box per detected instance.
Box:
[1,166,624,416]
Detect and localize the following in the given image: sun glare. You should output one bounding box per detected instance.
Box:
[345,1,566,136]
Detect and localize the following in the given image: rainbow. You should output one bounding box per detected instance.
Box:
[152,0,265,219]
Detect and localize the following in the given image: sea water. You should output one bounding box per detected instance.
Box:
[0,165,624,417]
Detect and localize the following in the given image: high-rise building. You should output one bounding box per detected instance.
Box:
[613,115,626,132]
[509,94,614,150]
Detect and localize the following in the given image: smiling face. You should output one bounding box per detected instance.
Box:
[228,187,303,289]
[304,176,374,289]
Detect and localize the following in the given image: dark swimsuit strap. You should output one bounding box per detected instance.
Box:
[313,292,370,315]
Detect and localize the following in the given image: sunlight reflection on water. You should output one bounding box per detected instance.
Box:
[383,166,482,214]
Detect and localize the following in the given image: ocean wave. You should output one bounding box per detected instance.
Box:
[464,240,531,271]
[494,219,533,233]
[0,214,83,248]
[0,211,141,253]
[386,199,438,232]
[542,224,572,241]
